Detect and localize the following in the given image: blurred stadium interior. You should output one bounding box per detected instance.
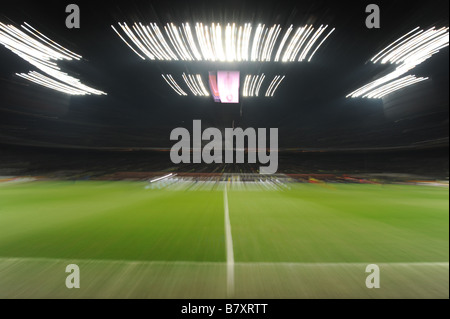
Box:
[0,0,448,299]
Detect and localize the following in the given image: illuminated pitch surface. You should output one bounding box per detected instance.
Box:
[0,182,225,262]
[0,181,448,298]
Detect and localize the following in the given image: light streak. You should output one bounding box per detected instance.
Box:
[162,74,187,96]
[348,26,448,99]
[112,22,335,63]
[0,21,106,95]
[308,27,335,62]
[265,75,285,96]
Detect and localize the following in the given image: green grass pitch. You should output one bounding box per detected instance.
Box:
[0,181,448,298]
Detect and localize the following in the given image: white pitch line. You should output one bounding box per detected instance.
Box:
[150,173,174,183]
[224,184,235,298]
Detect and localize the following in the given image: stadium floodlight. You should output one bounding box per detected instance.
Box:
[182,73,199,95]
[275,25,293,62]
[266,25,282,61]
[196,75,210,96]
[243,75,250,97]
[162,74,187,96]
[243,74,266,97]
[183,23,202,61]
[347,26,448,99]
[0,21,106,95]
[112,25,145,60]
[365,75,428,99]
[17,71,88,95]
[249,75,259,96]
[243,75,256,97]
[242,23,252,61]
[308,27,335,62]
[21,22,81,60]
[163,71,286,99]
[269,75,285,96]
[181,73,209,96]
[112,22,335,62]
[372,26,449,65]
[265,75,285,97]
[300,25,328,61]
[255,74,266,96]
[283,25,309,62]
[260,24,281,61]
[346,62,417,98]
[370,27,420,63]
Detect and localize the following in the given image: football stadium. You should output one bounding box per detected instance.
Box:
[0,0,448,301]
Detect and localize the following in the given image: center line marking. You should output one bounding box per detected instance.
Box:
[224,184,235,298]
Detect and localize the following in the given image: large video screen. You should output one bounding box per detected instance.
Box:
[217,71,240,103]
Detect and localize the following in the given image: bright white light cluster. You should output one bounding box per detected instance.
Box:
[162,73,286,98]
[348,26,448,99]
[278,25,335,62]
[265,75,285,97]
[0,22,106,95]
[161,74,187,96]
[362,75,428,99]
[113,22,334,62]
[371,26,449,65]
[243,74,265,97]
[182,73,210,96]
[347,62,421,98]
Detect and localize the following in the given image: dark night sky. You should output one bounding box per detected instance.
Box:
[0,0,448,150]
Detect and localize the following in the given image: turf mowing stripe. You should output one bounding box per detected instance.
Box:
[224,184,235,298]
